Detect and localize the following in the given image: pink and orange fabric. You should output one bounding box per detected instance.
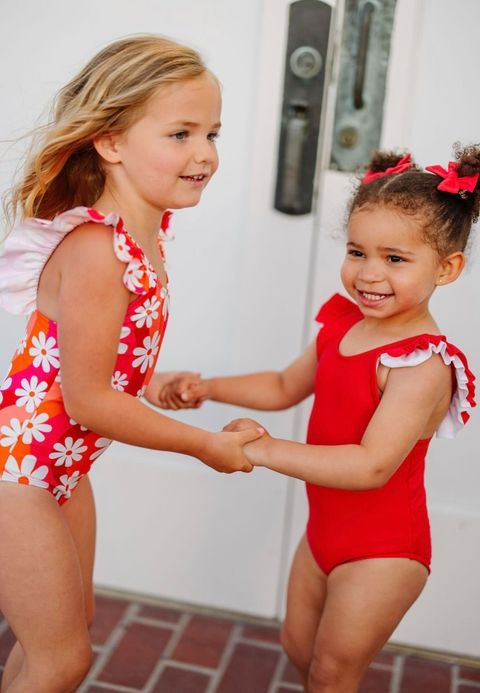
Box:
[0,207,170,503]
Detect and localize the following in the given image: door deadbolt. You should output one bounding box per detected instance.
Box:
[274,0,333,215]
[290,46,323,79]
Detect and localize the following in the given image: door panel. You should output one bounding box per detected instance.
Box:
[0,0,292,617]
[284,0,480,655]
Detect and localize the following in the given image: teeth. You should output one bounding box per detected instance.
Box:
[362,292,386,301]
[183,175,205,181]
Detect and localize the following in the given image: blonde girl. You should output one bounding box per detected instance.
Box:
[0,35,262,692]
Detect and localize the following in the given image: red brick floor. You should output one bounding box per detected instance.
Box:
[1,592,479,692]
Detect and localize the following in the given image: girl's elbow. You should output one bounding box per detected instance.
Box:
[366,463,395,489]
[63,397,92,428]
[63,388,110,429]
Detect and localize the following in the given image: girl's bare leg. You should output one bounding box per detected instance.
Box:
[281,535,328,688]
[0,481,94,692]
[307,558,428,692]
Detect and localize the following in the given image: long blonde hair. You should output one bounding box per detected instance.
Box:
[5,34,207,225]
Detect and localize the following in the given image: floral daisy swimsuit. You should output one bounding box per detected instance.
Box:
[0,207,171,504]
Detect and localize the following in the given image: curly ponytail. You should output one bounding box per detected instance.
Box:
[349,144,480,255]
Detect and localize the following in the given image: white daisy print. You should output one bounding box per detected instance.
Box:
[124,258,146,293]
[16,336,27,355]
[22,412,52,444]
[29,332,60,373]
[144,264,157,289]
[160,287,169,318]
[0,418,24,449]
[49,437,87,467]
[53,471,81,501]
[89,437,112,461]
[68,417,88,432]
[137,386,146,398]
[0,376,12,405]
[131,297,161,329]
[111,371,129,392]
[132,332,160,374]
[118,326,131,355]
[14,375,48,413]
[1,454,49,489]
[114,232,134,262]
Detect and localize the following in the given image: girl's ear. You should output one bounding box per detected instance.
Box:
[436,251,465,286]
[93,133,122,164]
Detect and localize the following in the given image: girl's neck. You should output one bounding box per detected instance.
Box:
[93,188,165,247]
[360,303,440,339]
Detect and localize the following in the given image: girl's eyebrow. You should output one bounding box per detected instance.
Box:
[381,246,415,255]
[347,241,415,256]
[165,120,222,128]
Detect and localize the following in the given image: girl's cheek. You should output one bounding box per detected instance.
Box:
[340,261,351,284]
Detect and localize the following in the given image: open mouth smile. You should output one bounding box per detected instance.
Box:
[180,174,207,182]
[357,290,393,305]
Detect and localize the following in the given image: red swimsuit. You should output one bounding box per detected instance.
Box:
[305,294,476,575]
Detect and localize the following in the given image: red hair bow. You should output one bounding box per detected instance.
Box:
[425,161,479,195]
[362,153,412,184]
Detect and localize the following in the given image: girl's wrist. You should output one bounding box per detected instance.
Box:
[177,426,212,459]
[247,433,274,468]
[202,378,215,401]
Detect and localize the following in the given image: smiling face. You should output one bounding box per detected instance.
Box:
[99,71,221,214]
[341,205,445,322]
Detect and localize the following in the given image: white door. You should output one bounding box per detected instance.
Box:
[272,0,480,656]
[1,0,479,657]
[0,0,293,618]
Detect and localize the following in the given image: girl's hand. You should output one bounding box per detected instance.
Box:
[223,418,271,468]
[223,417,267,433]
[144,371,206,409]
[201,427,265,473]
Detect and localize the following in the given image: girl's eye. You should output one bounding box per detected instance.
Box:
[348,249,364,258]
[171,131,188,140]
[387,255,405,263]
[207,131,220,142]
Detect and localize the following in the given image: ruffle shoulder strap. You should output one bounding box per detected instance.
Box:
[379,335,476,438]
[0,207,164,316]
[315,293,361,329]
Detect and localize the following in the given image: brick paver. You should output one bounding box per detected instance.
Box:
[0,594,479,692]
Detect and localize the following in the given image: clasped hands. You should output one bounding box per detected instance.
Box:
[144,371,269,471]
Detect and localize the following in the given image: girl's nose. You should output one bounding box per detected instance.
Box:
[358,259,384,282]
[193,139,216,164]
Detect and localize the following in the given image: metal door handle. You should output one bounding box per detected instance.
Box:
[353,1,375,109]
[274,0,333,215]
[281,103,309,212]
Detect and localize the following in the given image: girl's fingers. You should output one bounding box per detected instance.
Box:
[237,426,265,444]
[223,418,263,433]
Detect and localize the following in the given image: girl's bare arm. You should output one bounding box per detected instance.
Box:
[56,224,262,473]
[226,355,452,489]
[152,342,318,411]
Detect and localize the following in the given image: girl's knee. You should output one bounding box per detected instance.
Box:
[308,652,363,691]
[280,624,309,676]
[53,642,93,691]
[280,623,297,659]
[28,639,93,692]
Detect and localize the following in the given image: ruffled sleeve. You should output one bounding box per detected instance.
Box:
[0,206,164,316]
[315,293,362,329]
[379,335,476,438]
